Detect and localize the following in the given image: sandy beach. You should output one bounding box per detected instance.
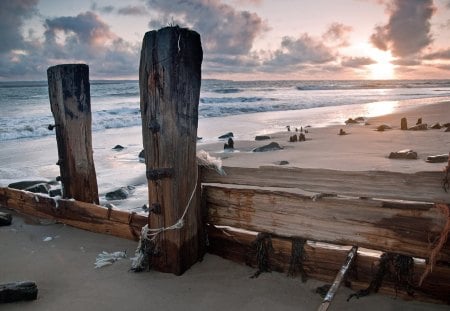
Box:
[1,99,450,310]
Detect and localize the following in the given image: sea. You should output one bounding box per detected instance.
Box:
[1,79,450,142]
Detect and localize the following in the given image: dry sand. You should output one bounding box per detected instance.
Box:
[1,101,450,310]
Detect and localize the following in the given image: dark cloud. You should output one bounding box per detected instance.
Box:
[391,58,421,66]
[341,57,375,68]
[145,0,268,56]
[423,48,450,60]
[0,0,39,53]
[370,0,435,57]
[117,5,149,16]
[322,23,353,47]
[90,2,115,14]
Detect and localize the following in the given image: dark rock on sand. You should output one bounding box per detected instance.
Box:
[401,117,408,130]
[224,138,234,150]
[416,117,422,125]
[49,188,62,197]
[253,142,283,152]
[446,127,450,132]
[430,122,442,129]
[408,123,428,131]
[345,118,358,124]
[299,133,306,141]
[289,134,298,142]
[426,154,449,163]
[138,149,145,161]
[388,149,418,160]
[443,122,450,127]
[278,160,289,165]
[219,132,234,139]
[105,186,136,200]
[354,117,365,122]
[8,180,49,190]
[255,135,271,141]
[377,124,391,131]
[112,145,125,151]
[338,129,347,135]
[0,211,12,226]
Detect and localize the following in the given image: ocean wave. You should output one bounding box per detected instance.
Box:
[212,88,241,94]
[200,97,276,104]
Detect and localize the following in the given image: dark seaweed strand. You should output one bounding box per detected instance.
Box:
[393,254,415,296]
[347,252,392,301]
[287,238,308,282]
[248,233,274,278]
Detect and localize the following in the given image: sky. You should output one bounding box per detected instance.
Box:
[1,0,450,81]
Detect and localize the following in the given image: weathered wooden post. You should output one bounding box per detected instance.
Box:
[47,64,99,204]
[139,26,203,275]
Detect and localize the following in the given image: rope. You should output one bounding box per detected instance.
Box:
[418,203,450,286]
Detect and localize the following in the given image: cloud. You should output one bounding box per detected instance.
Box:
[423,48,450,60]
[322,23,353,47]
[341,56,375,68]
[391,58,421,66]
[145,0,268,56]
[117,5,149,16]
[370,0,435,57]
[0,0,39,53]
[90,2,115,14]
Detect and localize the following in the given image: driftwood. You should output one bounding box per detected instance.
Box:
[47,64,99,204]
[139,26,203,274]
[0,187,146,241]
[201,166,450,204]
[204,185,450,261]
[0,281,38,303]
[0,211,12,226]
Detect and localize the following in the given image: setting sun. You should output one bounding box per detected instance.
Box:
[367,49,395,80]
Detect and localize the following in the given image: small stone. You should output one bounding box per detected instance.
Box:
[138,149,145,162]
[354,117,365,122]
[286,125,291,132]
[388,149,418,160]
[224,137,234,150]
[197,137,202,141]
[255,135,271,141]
[299,133,306,141]
[408,123,428,131]
[289,134,298,142]
[416,117,422,125]
[345,118,358,124]
[105,186,135,200]
[443,123,450,127]
[446,127,450,132]
[218,132,234,139]
[112,145,125,151]
[377,124,391,132]
[401,117,408,130]
[49,188,62,197]
[253,142,283,152]
[426,154,449,163]
[338,129,347,135]
[0,211,12,226]
[278,161,289,165]
[430,122,441,129]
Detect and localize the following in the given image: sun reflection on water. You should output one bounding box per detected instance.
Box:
[365,100,398,117]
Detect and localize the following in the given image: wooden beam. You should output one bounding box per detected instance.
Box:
[0,187,146,241]
[204,185,450,261]
[0,281,38,303]
[139,26,203,275]
[47,64,99,204]
[201,166,450,204]
[207,226,450,304]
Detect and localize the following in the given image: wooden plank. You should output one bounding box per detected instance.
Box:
[139,26,203,275]
[47,64,99,204]
[204,185,450,261]
[0,187,146,241]
[201,166,450,204]
[207,226,450,304]
[0,281,38,303]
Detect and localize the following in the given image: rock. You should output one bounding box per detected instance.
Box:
[289,134,298,142]
[0,211,12,226]
[408,123,428,131]
[0,281,38,303]
[138,149,145,162]
[286,125,291,132]
[25,183,50,194]
[388,149,418,160]
[49,188,62,197]
[218,132,234,139]
[255,135,271,141]
[416,117,422,125]
[354,117,365,122]
[430,122,442,129]
[443,122,450,127]
[112,145,125,151]
[401,117,408,130]
[376,124,391,132]
[426,154,449,163]
[8,180,48,190]
[197,137,202,141]
[253,142,283,152]
[105,186,135,200]
[446,127,450,132]
[278,161,289,165]
[224,137,234,149]
[299,133,306,141]
[345,118,358,124]
[338,129,347,135]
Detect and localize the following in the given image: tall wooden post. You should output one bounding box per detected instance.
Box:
[47,64,99,204]
[139,26,203,275]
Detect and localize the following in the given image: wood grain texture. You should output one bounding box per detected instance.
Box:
[139,27,203,274]
[47,64,99,204]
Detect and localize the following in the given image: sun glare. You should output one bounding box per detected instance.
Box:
[367,49,395,80]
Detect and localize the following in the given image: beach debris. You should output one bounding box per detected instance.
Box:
[445,127,450,132]
[287,238,307,282]
[105,186,135,200]
[94,251,127,268]
[49,188,62,197]
[426,154,449,163]
[218,132,233,139]
[247,233,273,278]
[388,149,418,160]
[289,134,298,142]
[299,133,306,141]
[278,160,289,165]
[8,180,48,190]
[345,118,358,124]
[408,123,428,131]
[255,135,271,141]
[0,281,38,303]
[443,122,450,128]
[401,117,408,130]
[316,284,332,298]
[416,117,422,125]
[338,129,347,136]
[430,122,442,129]
[138,149,145,162]
[286,125,291,131]
[42,236,53,242]
[252,142,283,152]
[376,124,391,132]
[112,144,125,151]
[224,137,234,150]
[0,212,12,226]
[196,136,202,141]
[443,156,450,192]
[197,150,225,175]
